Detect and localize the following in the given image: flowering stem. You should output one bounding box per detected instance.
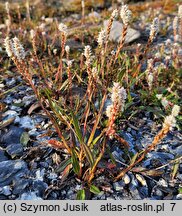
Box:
[114,24,128,63]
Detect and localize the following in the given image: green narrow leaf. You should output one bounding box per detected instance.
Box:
[90,185,101,195]
[106,148,116,165]
[130,153,139,165]
[172,161,179,180]
[55,158,72,173]
[20,132,30,146]
[71,111,83,144]
[76,189,85,200]
[87,93,107,146]
[82,143,94,167]
[92,134,103,146]
[71,149,80,175]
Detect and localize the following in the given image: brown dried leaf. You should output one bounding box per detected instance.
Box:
[48,139,65,149]
[0,117,15,129]
[60,164,72,183]
[132,167,164,176]
[28,102,41,115]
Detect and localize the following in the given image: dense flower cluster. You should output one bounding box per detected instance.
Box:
[58,23,67,35]
[106,82,127,119]
[92,67,99,82]
[163,105,180,130]
[30,29,36,39]
[13,37,26,61]
[149,17,159,41]
[156,94,169,109]
[5,2,10,14]
[120,4,132,25]
[65,45,70,54]
[4,37,14,57]
[4,36,26,60]
[111,9,118,20]
[84,45,92,66]
[97,29,106,48]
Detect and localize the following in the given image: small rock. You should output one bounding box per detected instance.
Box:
[104,20,141,44]
[158,178,168,187]
[32,180,48,197]
[152,186,164,198]
[71,14,81,20]
[19,116,35,129]
[176,194,182,200]
[6,144,23,158]
[28,128,39,137]
[129,173,139,189]
[67,189,74,196]
[2,110,19,120]
[13,99,22,104]
[130,188,142,199]
[0,150,8,162]
[113,181,125,191]
[138,186,148,198]
[18,192,43,200]
[1,186,11,196]
[13,179,31,195]
[9,105,22,112]
[0,126,24,147]
[95,98,112,112]
[5,78,16,87]
[123,174,130,185]
[75,185,82,191]
[39,162,49,168]
[3,95,14,104]
[0,160,28,187]
[61,190,66,196]
[98,193,105,199]
[0,194,7,199]
[22,95,36,106]
[107,197,115,200]
[88,11,101,20]
[148,152,174,161]
[48,172,58,180]
[35,169,45,181]
[136,174,147,186]
[172,145,182,156]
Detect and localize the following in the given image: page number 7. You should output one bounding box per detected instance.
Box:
[170,203,176,211]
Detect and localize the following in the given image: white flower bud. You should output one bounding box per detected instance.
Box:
[111,9,118,19]
[5,2,10,14]
[84,45,92,66]
[4,37,14,57]
[172,105,180,117]
[58,23,67,35]
[150,17,159,41]
[13,37,26,60]
[65,45,70,54]
[97,29,106,47]
[120,4,132,25]
[30,29,35,39]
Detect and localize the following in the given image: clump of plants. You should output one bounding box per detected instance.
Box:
[2,1,181,198]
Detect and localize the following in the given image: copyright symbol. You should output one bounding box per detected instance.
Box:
[3,203,16,213]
